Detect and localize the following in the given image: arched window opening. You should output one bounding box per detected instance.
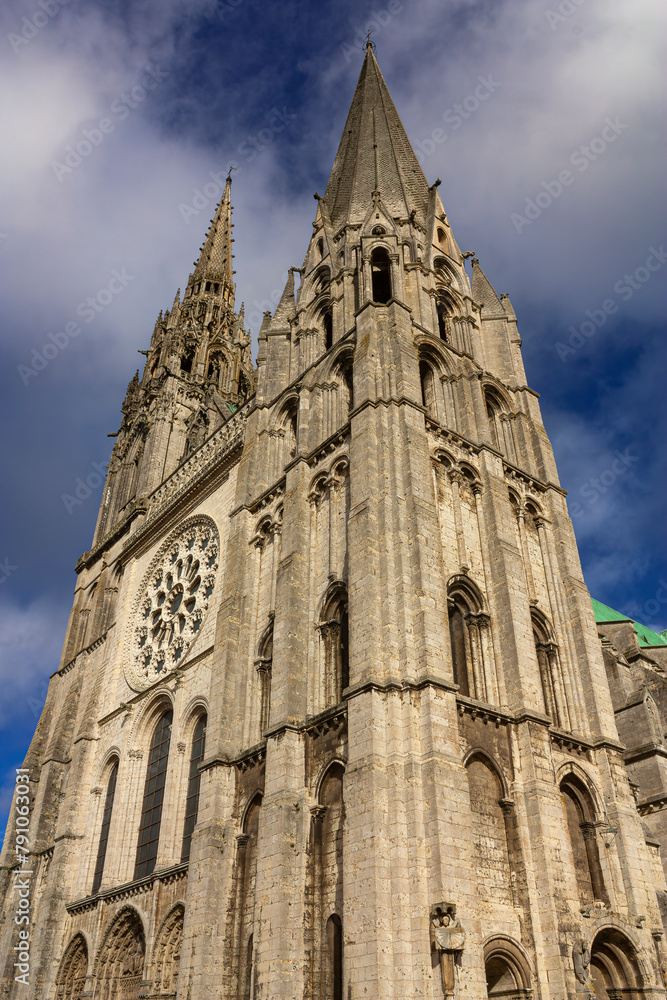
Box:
[589,928,644,999]
[317,237,324,258]
[235,796,262,999]
[315,266,331,296]
[437,303,450,342]
[447,579,493,703]
[180,345,195,374]
[448,599,469,696]
[340,358,353,415]
[134,709,173,880]
[420,359,436,417]
[92,759,118,894]
[243,934,254,1000]
[323,308,333,351]
[560,779,608,907]
[484,388,510,455]
[286,407,298,462]
[466,756,513,906]
[257,623,274,736]
[310,764,345,998]
[327,914,343,1000]
[371,225,385,235]
[207,353,221,383]
[56,934,88,1000]
[320,587,349,707]
[484,939,532,999]
[532,612,568,730]
[370,247,392,303]
[181,714,207,862]
[437,226,446,244]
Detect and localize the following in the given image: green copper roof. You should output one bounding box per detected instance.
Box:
[592,598,667,649]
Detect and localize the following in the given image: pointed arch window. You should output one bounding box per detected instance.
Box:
[323,308,333,351]
[180,345,195,374]
[134,709,172,880]
[256,624,274,736]
[181,714,207,863]
[560,777,608,907]
[532,611,569,730]
[370,247,392,303]
[339,356,353,417]
[327,914,343,1000]
[419,359,436,418]
[437,302,450,342]
[319,586,349,707]
[447,579,493,703]
[310,764,345,997]
[92,759,118,894]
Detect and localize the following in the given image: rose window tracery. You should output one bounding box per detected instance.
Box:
[130,519,219,687]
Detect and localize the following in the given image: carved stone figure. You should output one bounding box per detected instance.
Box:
[431,904,465,996]
[573,938,591,985]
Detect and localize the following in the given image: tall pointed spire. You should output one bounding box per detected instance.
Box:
[193,173,234,287]
[323,42,430,231]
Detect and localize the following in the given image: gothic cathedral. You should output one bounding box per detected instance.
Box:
[3,42,667,1000]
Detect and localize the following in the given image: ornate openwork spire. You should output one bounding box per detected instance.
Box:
[192,172,234,290]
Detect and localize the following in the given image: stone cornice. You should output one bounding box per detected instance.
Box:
[66,861,188,915]
[54,628,112,678]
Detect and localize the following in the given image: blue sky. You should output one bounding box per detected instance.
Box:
[0,0,665,831]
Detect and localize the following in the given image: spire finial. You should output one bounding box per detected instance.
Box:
[365,28,376,52]
[227,164,237,182]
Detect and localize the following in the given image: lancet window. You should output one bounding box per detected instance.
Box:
[370,247,392,303]
[134,709,173,880]
[181,714,207,863]
[447,578,492,702]
[92,758,118,893]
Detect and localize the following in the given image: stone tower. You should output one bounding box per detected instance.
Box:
[1,42,666,1000]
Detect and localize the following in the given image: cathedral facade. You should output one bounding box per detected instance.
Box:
[2,42,667,1000]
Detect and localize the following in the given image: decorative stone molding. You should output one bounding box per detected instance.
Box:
[66,861,188,914]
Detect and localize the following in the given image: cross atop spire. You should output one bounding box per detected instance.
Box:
[323,44,430,232]
[192,173,234,288]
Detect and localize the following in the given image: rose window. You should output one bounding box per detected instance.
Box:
[131,520,219,685]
